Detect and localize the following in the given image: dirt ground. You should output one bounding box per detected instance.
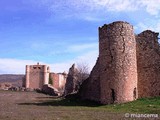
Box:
[0,91,158,120]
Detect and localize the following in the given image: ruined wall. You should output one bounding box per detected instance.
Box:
[99,21,137,104]
[136,30,160,98]
[78,58,100,102]
[25,64,50,89]
[50,72,67,91]
[58,73,67,91]
[65,64,79,95]
[50,73,59,89]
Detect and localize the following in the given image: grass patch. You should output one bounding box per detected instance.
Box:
[20,94,160,114]
[99,97,160,114]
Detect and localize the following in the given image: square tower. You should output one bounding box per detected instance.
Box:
[25,63,50,89]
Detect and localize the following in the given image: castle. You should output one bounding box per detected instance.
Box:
[79,21,160,104]
[25,63,50,89]
[25,63,66,91]
[24,21,160,105]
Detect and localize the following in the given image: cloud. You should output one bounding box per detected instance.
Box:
[75,50,98,71]
[22,0,160,22]
[68,43,98,52]
[0,58,38,74]
[93,0,138,12]
[135,19,160,33]
[138,0,160,16]
[0,47,98,74]
[50,49,98,73]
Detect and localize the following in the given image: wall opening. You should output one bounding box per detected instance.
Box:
[133,87,137,99]
[111,89,115,103]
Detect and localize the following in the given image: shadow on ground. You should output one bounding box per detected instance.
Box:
[17,96,102,107]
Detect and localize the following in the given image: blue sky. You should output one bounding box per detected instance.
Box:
[0,0,160,74]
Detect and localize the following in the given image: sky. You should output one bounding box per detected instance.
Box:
[0,0,160,74]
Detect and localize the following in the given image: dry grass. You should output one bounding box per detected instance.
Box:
[0,91,159,120]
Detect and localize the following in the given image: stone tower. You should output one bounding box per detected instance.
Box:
[98,21,138,104]
[79,21,138,104]
[25,63,50,89]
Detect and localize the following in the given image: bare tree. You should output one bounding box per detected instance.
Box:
[76,62,90,87]
[64,62,90,95]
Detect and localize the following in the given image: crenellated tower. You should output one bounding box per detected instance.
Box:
[25,63,50,89]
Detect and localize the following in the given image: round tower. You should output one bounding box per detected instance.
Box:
[99,21,138,104]
[43,65,49,85]
[25,65,30,88]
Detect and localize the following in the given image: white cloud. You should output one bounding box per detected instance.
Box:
[0,48,98,74]
[25,0,160,22]
[94,0,138,12]
[49,43,98,73]
[138,0,160,16]
[50,62,73,73]
[0,58,38,74]
[50,49,98,73]
[135,19,160,33]
[75,50,98,71]
[68,43,98,52]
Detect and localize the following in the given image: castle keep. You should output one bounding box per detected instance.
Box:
[25,63,67,91]
[79,21,160,104]
[25,63,50,89]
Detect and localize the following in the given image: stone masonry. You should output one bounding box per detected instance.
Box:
[79,58,100,102]
[79,21,160,104]
[136,30,160,98]
[50,72,67,92]
[25,63,50,89]
[99,21,138,104]
[64,64,79,95]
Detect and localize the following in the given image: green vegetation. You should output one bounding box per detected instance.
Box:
[42,96,160,114]
[100,97,160,114]
[48,74,53,85]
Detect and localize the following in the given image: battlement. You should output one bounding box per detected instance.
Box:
[25,63,50,89]
[26,63,50,73]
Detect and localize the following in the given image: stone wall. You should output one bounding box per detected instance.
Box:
[79,21,138,104]
[25,63,50,89]
[136,30,160,98]
[50,73,59,89]
[65,64,79,95]
[78,58,100,102]
[99,21,138,104]
[50,72,67,92]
